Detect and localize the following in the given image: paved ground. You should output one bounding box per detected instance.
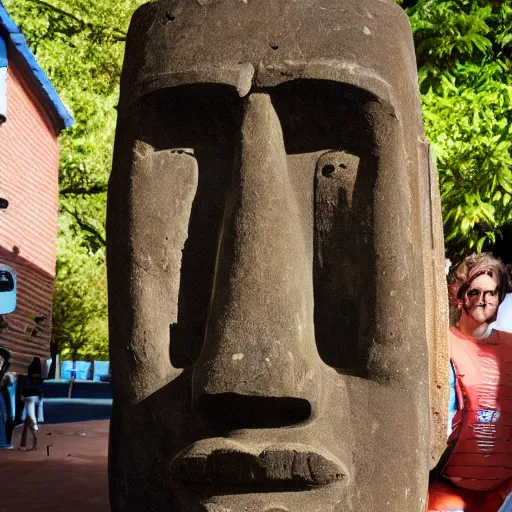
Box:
[0,420,109,511]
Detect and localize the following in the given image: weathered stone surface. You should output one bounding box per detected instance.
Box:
[170,438,346,488]
[107,0,449,510]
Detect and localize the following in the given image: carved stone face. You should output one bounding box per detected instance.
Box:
[107,1,448,510]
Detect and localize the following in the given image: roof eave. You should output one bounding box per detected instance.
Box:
[0,3,75,133]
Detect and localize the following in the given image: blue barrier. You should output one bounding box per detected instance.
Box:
[43,380,112,399]
[61,361,91,380]
[60,361,74,380]
[93,361,109,382]
[71,381,113,399]
[43,398,112,424]
[42,380,69,398]
[40,380,113,423]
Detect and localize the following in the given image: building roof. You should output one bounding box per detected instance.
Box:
[0,2,74,132]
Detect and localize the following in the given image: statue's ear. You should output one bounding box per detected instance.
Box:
[420,139,450,468]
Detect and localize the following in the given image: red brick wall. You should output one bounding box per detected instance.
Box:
[0,57,60,372]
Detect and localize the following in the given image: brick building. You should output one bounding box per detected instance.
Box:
[0,4,74,372]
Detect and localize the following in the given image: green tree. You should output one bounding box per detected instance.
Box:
[52,220,108,362]
[402,0,512,258]
[4,0,144,359]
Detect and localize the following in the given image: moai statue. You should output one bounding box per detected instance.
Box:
[107,0,449,510]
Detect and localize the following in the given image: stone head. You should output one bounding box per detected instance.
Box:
[107,0,448,510]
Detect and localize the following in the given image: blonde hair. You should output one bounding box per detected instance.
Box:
[448,253,507,321]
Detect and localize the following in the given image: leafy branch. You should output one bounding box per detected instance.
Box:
[60,202,106,248]
[27,0,127,42]
[60,184,108,196]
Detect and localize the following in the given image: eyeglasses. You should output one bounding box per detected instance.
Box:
[465,287,499,304]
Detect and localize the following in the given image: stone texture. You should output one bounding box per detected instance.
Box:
[107,0,449,510]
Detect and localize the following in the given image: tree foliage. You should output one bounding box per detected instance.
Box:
[403,0,512,258]
[52,220,108,361]
[4,0,144,358]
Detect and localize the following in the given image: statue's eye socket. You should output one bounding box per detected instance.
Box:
[142,84,241,152]
[269,80,375,154]
[313,148,377,377]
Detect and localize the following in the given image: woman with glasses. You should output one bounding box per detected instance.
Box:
[429,253,512,512]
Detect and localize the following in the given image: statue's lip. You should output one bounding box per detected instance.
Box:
[170,438,347,489]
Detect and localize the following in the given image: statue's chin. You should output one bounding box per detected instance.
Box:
[174,484,350,512]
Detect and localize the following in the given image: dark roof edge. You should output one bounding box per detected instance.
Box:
[0,2,75,133]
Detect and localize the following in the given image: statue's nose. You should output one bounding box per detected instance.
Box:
[192,93,323,428]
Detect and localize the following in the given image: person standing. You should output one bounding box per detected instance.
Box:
[0,347,13,449]
[429,253,512,512]
[19,357,44,451]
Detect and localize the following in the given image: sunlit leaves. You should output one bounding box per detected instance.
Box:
[52,218,108,360]
[4,0,142,196]
[408,0,512,257]
[4,0,145,357]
